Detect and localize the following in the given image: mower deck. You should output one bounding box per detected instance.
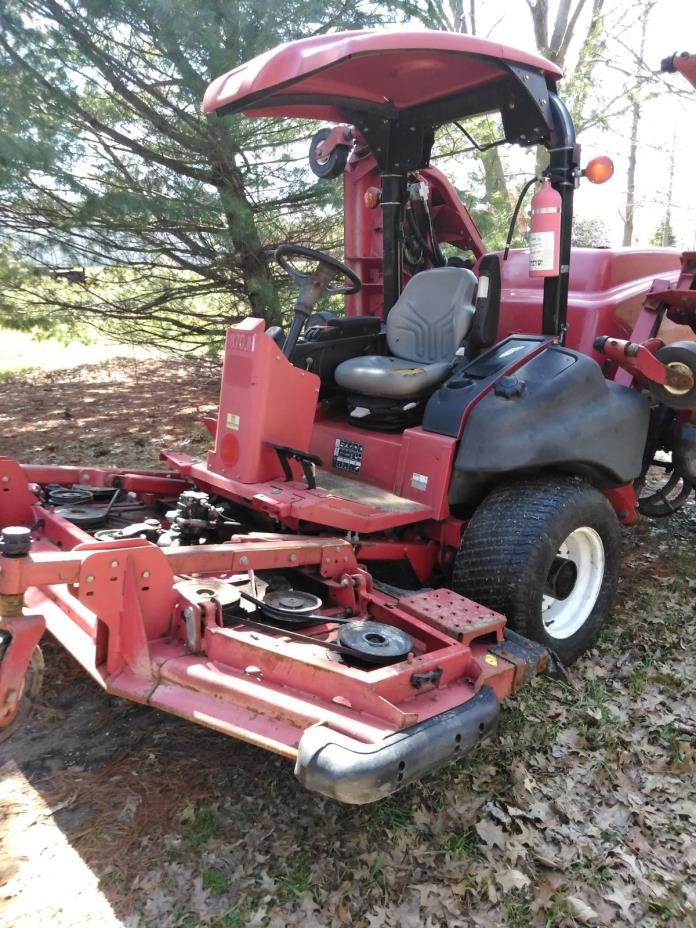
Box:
[0,457,549,803]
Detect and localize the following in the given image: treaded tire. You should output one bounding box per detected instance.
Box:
[452,477,621,665]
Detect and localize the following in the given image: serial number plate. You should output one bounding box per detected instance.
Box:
[333,438,364,473]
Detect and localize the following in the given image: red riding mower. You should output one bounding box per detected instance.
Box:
[1,32,694,803]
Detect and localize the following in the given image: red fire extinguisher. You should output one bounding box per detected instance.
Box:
[529,179,562,278]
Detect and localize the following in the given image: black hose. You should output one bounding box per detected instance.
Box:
[422,197,447,267]
[503,176,539,261]
[405,204,435,264]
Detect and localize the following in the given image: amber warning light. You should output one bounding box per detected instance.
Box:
[583,156,614,184]
[363,187,381,209]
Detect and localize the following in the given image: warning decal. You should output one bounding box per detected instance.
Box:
[529,230,555,272]
[333,438,363,473]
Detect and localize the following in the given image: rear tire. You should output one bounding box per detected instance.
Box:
[452,477,621,665]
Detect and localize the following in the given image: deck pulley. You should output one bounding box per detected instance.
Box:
[261,590,322,617]
[337,621,413,666]
[176,578,242,608]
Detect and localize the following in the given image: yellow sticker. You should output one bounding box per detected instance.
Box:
[484,654,498,666]
[226,413,240,430]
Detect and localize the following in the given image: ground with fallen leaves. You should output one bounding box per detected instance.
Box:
[0,357,694,928]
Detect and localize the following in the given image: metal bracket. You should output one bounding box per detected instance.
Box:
[410,666,443,689]
[489,629,549,691]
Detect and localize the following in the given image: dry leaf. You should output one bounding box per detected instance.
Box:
[566,895,599,924]
[604,884,636,918]
[497,868,531,892]
[475,819,506,850]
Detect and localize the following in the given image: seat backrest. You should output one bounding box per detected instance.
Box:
[386,267,477,364]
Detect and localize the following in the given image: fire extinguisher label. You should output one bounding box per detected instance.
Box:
[529,231,555,272]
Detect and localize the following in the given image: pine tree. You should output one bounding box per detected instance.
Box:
[649,218,676,248]
[0,0,385,348]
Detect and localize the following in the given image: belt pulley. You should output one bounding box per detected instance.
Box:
[184,583,415,667]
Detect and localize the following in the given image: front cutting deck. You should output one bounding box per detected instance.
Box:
[0,457,549,802]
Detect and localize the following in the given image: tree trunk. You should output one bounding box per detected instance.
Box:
[622,7,651,246]
[622,101,639,246]
[662,132,676,247]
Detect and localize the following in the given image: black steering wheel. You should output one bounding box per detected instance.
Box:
[275,244,361,295]
[274,245,361,357]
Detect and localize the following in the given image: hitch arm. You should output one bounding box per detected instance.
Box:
[594,336,669,385]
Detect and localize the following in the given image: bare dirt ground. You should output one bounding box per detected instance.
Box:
[0,358,694,928]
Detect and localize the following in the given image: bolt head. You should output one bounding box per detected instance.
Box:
[239,556,249,567]
[5,689,18,705]
[110,560,119,568]
[142,570,150,579]
[289,554,297,563]
[85,574,95,583]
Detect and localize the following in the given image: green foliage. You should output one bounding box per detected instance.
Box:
[0,244,93,340]
[0,0,632,349]
[650,217,677,248]
[184,806,222,848]
[0,246,32,321]
[432,118,534,252]
[0,0,384,349]
[201,869,231,896]
[571,216,610,248]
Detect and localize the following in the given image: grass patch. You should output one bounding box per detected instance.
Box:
[439,828,483,861]
[504,891,533,927]
[571,852,613,889]
[212,912,245,928]
[361,794,414,836]
[184,806,222,848]
[646,886,688,921]
[202,868,231,896]
[0,366,32,381]
[278,847,314,900]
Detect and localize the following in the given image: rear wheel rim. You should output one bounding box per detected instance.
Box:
[541,527,605,640]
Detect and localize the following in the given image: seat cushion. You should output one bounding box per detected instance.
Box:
[386,267,477,364]
[334,355,451,398]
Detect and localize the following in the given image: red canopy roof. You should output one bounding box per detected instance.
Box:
[203,29,562,122]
